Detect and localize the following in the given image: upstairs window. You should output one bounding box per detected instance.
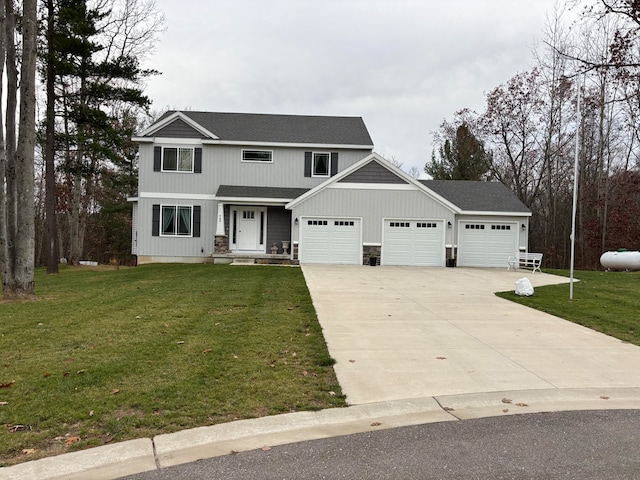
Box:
[313,152,330,177]
[163,147,194,172]
[242,150,273,163]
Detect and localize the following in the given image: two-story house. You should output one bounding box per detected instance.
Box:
[129,110,531,267]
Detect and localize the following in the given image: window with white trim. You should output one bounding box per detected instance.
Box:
[162,147,194,172]
[161,205,193,236]
[242,150,273,162]
[312,153,330,177]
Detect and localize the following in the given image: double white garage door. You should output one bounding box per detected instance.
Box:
[300,218,445,266]
[457,222,518,268]
[299,218,361,264]
[300,218,519,267]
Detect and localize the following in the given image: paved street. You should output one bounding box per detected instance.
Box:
[120,410,640,479]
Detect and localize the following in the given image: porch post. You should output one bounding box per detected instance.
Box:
[214,202,228,253]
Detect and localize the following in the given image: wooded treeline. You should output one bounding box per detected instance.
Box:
[0,0,163,299]
[429,1,640,269]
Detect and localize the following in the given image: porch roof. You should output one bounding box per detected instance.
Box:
[216,185,309,203]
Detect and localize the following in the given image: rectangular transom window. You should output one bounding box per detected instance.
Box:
[491,224,511,230]
[161,206,192,236]
[308,220,328,226]
[162,147,194,172]
[417,222,437,228]
[313,153,330,177]
[334,220,355,226]
[465,224,485,230]
[242,150,273,162]
[390,222,410,228]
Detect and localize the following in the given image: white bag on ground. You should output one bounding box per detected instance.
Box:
[515,277,534,296]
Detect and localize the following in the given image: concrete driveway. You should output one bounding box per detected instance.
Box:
[302,265,640,406]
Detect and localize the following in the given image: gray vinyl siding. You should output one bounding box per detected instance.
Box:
[339,161,407,184]
[138,143,372,194]
[153,119,204,138]
[290,188,456,244]
[266,207,292,254]
[131,202,138,254]
[136,197,217,257]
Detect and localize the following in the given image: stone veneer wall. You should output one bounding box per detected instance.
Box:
[362,245,381,266]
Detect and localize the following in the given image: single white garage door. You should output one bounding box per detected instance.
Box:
[300,218,361,264]
[457,222,517,267]
[382,220,444,266]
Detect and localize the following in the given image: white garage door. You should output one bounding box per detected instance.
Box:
[382,220,444,266]
[457,222,518,267]
[300,218,361,264]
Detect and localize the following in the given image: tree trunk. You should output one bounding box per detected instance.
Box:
[10,0,38,299]
[2,0,18,297]
[45,0,59,274]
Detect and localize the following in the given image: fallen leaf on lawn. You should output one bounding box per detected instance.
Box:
[305,333,311,337]
[261,446,271,451]
[203,348,212,354]
[89,410,94,417]
[233,355,238,359]
[502,398,512,404]
[370,422,382,427]
[22,449,35,455]
[135,315,141,319]
[43,372,51,378]
[111,389,120,395]
[0,381,15,389]
[164,323,169,328]
[64,358,75,364]
[153,410,161,416]
[176,341,185,345]
[328,391,336,396]
[63,372,70,377]
[600,395,610,400]
[502,409,509,413]
[0,402,8,406]
[9,425,31,433]
[215,322,221,326]
[515,402,528,407]
[443,407,455,412]
[77,369,85,374]
[65,436,81,446]
[291,352,297,357]
[301,371,309,376]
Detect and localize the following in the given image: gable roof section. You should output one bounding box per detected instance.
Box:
[421,180,531,215]
[137,111,373,148]
[287,153,460,213]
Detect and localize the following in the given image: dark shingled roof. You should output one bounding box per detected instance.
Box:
[420,180,531,213]
[216,185,310,200]
[157,111,374,146]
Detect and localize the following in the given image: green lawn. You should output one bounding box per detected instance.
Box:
[496,269,640,346]
[0,264,345,465]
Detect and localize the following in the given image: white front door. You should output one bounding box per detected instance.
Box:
[232,207,266,252]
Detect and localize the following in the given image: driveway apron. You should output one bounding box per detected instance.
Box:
[302,265,640,405]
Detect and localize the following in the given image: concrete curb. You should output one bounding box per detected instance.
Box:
[2,388,640,480]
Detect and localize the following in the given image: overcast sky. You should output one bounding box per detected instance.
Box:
[142,0,563,176]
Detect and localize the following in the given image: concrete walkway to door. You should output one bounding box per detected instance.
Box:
[302,265,640,414]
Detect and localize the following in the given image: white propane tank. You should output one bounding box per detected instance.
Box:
[600,251,640,271]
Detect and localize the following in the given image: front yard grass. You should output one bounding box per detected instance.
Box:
[496,269,640,346]
[0,264,345,466]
